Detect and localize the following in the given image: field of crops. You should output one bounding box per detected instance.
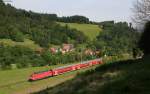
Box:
[58,22,102,40]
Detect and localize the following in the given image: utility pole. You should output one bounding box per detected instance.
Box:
[81,49,82,63]
[80,47,84,63]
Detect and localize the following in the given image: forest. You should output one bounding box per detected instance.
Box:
[96,21,140,56]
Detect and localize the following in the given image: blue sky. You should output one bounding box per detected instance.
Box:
[8,0,136,22]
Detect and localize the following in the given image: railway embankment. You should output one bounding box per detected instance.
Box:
[34,56,150,94]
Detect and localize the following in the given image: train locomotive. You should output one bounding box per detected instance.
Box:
[29,59,103,81]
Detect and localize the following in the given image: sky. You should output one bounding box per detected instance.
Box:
[7,0,136,22]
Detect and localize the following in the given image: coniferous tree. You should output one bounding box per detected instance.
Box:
[139,21,150,55]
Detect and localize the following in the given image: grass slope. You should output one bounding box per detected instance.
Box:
[36,56,150,94]
[0,62,98,94]
[0,39,41,50]
[58,22,102,40]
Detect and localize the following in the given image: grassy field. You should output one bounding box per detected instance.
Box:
[36,56,150,94]
[0,62,99,94]
[0,39,41,50]
[58,22,102,40]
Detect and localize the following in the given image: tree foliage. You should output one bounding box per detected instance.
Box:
[96,21,140,56]
[132,0,150,25]
[0,46,45,69]
[58,15,90,24]
[0,45,96,69]
[139,21,150,55]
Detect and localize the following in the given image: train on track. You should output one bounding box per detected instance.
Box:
[29,59,103,81]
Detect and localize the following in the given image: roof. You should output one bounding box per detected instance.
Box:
[53,58,102,70]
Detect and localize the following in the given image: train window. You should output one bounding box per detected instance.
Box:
[34,70,49,74]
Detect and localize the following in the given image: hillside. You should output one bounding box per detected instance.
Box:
[35,56,150,94]
[58,22,102,40]
[0,0,90,69]
[0,39,41,50]
[0,1,87,47]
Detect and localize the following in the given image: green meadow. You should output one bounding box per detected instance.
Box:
[0,39,41,50]
[58,22,102,40]
[0,62,99,94]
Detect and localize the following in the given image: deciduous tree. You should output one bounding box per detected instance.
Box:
[132,0,150,25]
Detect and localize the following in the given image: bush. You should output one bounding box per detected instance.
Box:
[0,46,45,69]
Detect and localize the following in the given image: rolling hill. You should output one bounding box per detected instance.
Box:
[58,22,102,40]
[0,1,88,47]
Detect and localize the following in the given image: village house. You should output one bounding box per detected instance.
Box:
[62,44,74,54]
[50,47,59,54]
[84,49,95,56]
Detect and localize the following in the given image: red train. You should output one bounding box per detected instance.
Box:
[29,59,103,81]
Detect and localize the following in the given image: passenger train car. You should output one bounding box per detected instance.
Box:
[29,59,103,81]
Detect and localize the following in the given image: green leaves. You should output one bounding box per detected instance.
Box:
[96,22,140,56]
[0,46,44,69]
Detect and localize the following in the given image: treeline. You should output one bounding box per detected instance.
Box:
[87,21,141,56]
[57,15,90,24]
[0,1,87,47]
[0,46,97,70]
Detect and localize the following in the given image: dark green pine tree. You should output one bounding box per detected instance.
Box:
[139,21,150,55]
